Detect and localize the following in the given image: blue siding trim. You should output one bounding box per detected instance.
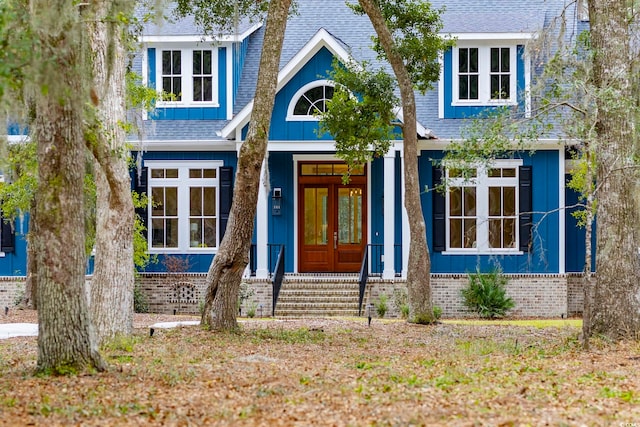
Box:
[147,48,156,89]
[370,157,384,248]
[218,47,227,116]
[565,179,596,272]
[267,152,295,272]
[422,150,561,274]
[394,154,403,272]
[517,45,526,113]
[0,215,28,276]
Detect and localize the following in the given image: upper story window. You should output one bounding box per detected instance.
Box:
[147,160,223,253]
[445,160,522,253]
[453,44,517,105]
[152,46,219,106]
[287,80,334,121]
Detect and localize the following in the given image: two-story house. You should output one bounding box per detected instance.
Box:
[1,0,589,317]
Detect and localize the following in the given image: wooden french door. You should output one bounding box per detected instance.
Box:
[298,162,367,272]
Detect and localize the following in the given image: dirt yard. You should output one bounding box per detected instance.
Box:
[1,309,639,426]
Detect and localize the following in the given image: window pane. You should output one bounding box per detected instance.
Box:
[504,187,516,216]
[504,218,516,248]
[325,85,334,99]
[294,97,312,115]
[464,219,476,248]
[489,187,501,216]
[173,77,182,101]
[162,51,171,74]
[317,164,333,175]
[306,86,323,102]
[491,75,500,99]
[189,219,202,247]
[193,50,201,73]
[203,77,212,102]
[203,50,212,74]
[334,164,349,175]
[463,188,476,216]
[450,187,462,216]
[166,169,178,178]
[489,219,501,248]
[459,76,468,100]
[152,219,164,247]
[204,187,216,216]
[167,218,179,247]
[151,187,164,215]
[488,168,501,177]
[501,48,510,72]
[203,168,216,178]
[469,48,478,73]
[162,77,171,94]
[450,218,461,248]
[165,187,178,216]
[469,75,478,99]
[501,75,510,99]
[172,51,181,74]
[491,48,499,73]
[189,169,203,178]
[193,78,202,102]
[204,218,216,247]
[459,48,468,73]
[502,168,516,177]
[151,169,164,179]
[301,164,317,175]
[190,187,202,216]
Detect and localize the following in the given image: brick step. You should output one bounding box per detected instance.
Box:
[274,309,361,317]
[278,289,359,296]
[278,298,359,307]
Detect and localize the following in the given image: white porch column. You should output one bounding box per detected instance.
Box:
[383,150,396,280]
[255,159,269,279]
[400,150,409,278]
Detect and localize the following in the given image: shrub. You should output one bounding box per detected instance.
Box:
[133,282,149,313]
[375,294,388,318]
[392,289,409,319]
[461,268,514,319]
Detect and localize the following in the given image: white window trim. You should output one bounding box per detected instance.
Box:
[153,44,220,108]
[451,43,518,107]
[443,159,523,255]
[146,160,223,254]
[286,79,335,121]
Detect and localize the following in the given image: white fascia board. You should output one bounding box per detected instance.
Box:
[448,32,534,41]
[222,28,352,139]
[141,23,263,44]
[128,139,236,151]
[6,135,29,143]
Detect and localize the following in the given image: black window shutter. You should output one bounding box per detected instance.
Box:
[134,167,148,239]
[519,165,533,252]
[219,166,234,240]
[0,212,15,253]
[432,166,446,252]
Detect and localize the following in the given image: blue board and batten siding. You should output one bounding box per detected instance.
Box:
[148,48,229,121]
[0,216,27,276]
[422,150,561,274]
[565,180,596,273]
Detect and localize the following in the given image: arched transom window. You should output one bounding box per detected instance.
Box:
[287,80,335,121]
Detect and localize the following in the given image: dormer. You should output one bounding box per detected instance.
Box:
[440,34,532,119]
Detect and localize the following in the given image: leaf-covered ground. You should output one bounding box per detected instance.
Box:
[1,310,639,426]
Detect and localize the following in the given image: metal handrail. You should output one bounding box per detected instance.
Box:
[271,245,285,316]
[358,245,369,316]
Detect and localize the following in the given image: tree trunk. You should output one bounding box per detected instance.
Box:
[358,0,434,323]
[30,0,105,373]
[86,0,135,343]
[201,0,291,331]
[589,0,640,339]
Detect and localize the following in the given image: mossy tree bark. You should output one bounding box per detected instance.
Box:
[30,0,106,373]
[201,0,292,331]
[85,0,136,344]
[358,0,434,323]
[589,0,640,340]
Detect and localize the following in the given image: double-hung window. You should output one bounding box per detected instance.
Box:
[153,46,218,106]
[453,44,517,105]
[147,161,222,252]
[445,160,522,253]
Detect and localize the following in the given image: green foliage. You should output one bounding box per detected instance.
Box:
[461,268,514,319]
[392,288,409,319]
[174,0,270,37]
[238,281,255,313]
[375,293,388,318]
[132,190,156,271]
[0,0,33,108]
[348,0,453,94]
[246,302,258,318]
[319,59,399,181]
[432,305,442,320]
[133,282,149,313]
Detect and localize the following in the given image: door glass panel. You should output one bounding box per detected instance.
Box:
[338,187,362,244]
[304,188,328,245]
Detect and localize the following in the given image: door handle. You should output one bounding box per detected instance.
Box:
[333,231,338,250]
